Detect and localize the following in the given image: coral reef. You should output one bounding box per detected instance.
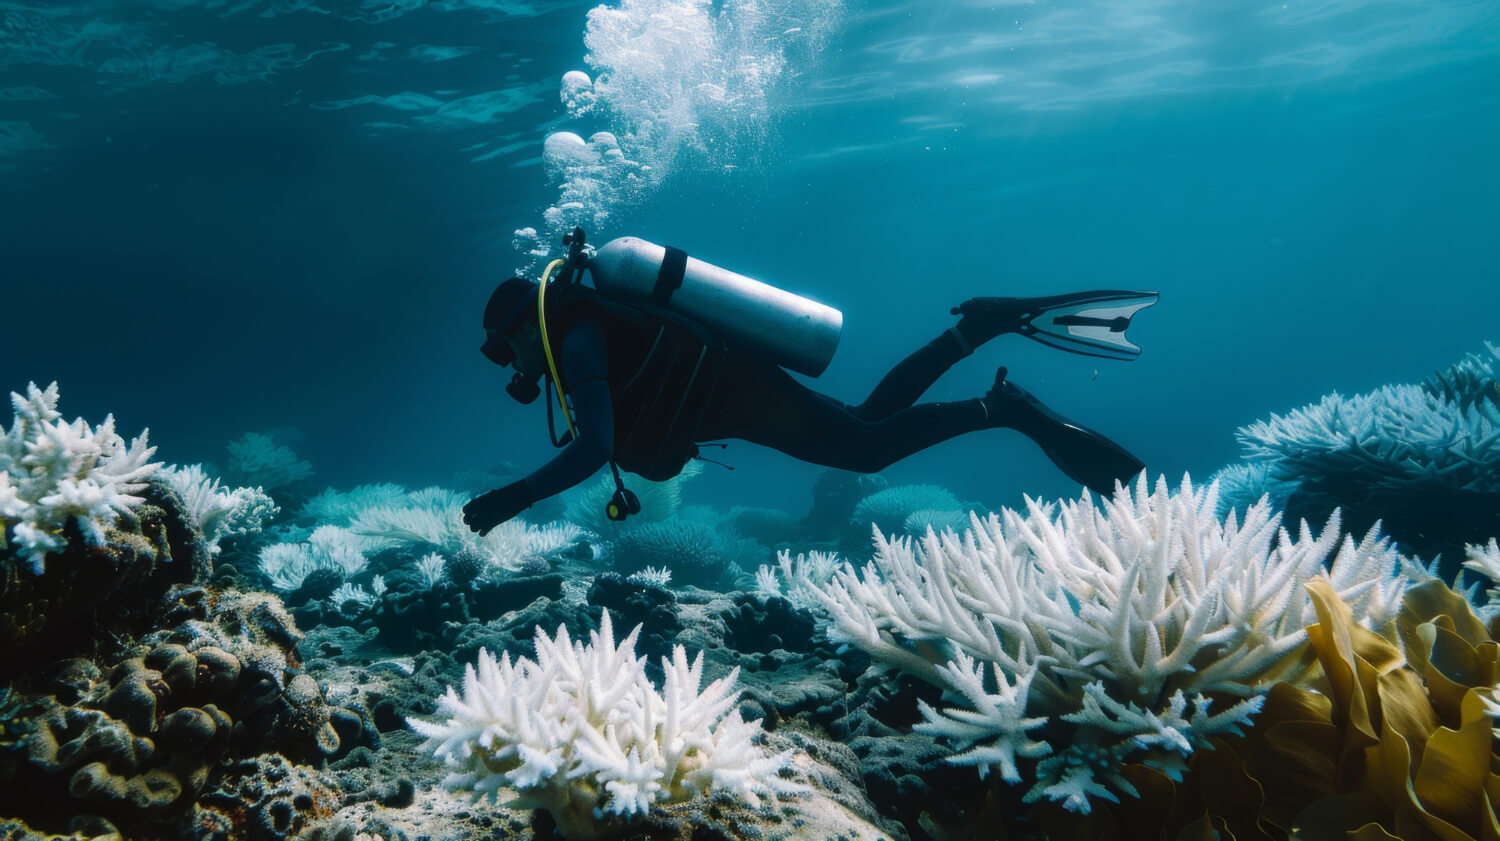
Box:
[1,381,161,574]
[0,583,372,839]
[1,472,210,669]
[850,483,965,538]
[771,474,1418,813]
[406,611,804,840]
[161,464,278,556]
[1214,343,1500,569]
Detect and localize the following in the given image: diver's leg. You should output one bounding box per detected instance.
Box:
[850,329,971,421]
[702,359,1145,496]
[981,367,1145,496]
[699,357,990,473]
[852,291,1101,421]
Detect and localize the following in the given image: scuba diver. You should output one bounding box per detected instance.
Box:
[462,229,1157,535]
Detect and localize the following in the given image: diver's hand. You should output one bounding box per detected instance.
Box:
[463,481,533,536]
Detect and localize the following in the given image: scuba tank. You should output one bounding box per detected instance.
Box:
[588,236,843,377]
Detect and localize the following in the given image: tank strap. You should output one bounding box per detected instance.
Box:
[650,246,689,306]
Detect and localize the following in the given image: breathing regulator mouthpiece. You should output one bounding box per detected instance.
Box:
[506,373,541,404]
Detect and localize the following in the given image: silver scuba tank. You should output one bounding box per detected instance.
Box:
[587,236,843,377]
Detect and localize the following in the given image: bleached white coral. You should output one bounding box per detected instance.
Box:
[1,382,160,574]
[406,612,803,839]
[1236,383,1500,499]
[627,565,672,588]
[161,463,278,554]
[329,582,378,617]
[415,552,447,590]
[256,524,371,592]
[300,483,409,526]
[851,483,963,535]
[794,474,1413,812]
[1462,538,1500,621]
[344,485,582,575]
[754,549,840,613]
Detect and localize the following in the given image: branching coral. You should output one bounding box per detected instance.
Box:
[256,525,370,593]
[1,382,160,573]
[406,611,803,839]
[343,485,581,575]
[160,464,277,555]
[1213,344,1500,564]
[779,474,1417,812]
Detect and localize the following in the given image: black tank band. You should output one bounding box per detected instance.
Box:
[652,246,689,306]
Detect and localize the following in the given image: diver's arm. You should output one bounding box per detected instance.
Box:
[520,318,614,500]
[462,318,613,534]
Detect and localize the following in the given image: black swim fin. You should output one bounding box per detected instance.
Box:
[954,290,1159,361]
[985,369,1145,496]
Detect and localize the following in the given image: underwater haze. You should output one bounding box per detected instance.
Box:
[2,0,1498,509]
[8,1,1500,840]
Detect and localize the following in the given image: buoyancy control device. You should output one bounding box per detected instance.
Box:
[534,227,844,521]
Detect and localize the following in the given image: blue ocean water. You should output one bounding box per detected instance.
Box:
[2,0,1497,515]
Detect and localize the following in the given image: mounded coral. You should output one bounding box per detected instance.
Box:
[1,584,372,839]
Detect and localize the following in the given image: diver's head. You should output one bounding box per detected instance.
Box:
[481,277,539,365]
[480,277,546,403]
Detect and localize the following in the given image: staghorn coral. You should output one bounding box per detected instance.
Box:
[1461,538,1500,622]
[1,382,160,574]
[781,474,1419,813]
[406,611,803,840]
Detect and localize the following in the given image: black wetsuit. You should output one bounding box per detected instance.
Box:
[521,298,990,503]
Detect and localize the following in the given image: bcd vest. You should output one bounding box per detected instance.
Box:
[551,290,726,482]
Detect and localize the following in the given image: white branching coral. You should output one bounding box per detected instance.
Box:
[407,611,803,840]
[329,582,378,617]
[415,552,447,590]
[256,524,371,592]
[754,549,840,613]
[785,474,1414,812]
[1236,385,1500,492]
[1,382,161,574]
[627,565,672,588]
[161,463,278,554]
[343,485,582,575]
[1211,355,1500,548]
[1462,538,1500,621]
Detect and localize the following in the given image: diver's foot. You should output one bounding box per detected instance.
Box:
[951,297,1029,351]
[981,370,1144,497]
